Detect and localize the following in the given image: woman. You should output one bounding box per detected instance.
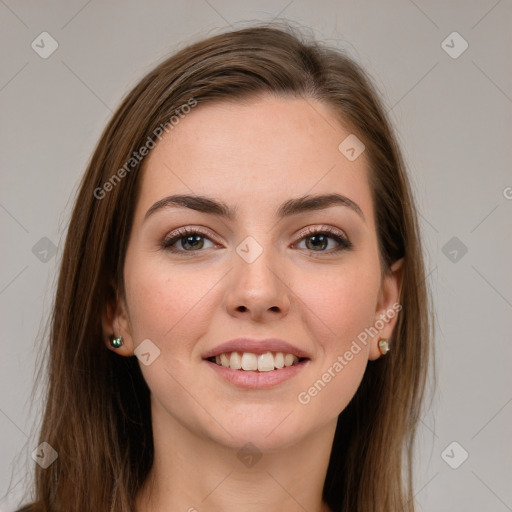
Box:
[15,23,433,512]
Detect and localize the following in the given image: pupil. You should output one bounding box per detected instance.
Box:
[183,235,203,250]
[307,235,327,251]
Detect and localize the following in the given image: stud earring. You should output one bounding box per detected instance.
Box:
[110,336,123,348]
[378,339,390,355]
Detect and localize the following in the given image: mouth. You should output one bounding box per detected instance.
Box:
[201,338,311,388]
[204,352,310,389]
[206,351,309,372]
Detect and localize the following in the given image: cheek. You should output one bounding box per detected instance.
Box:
[125,255,218,344]
[123,256,216,403]
[295,267,380,418]
[297,258,381,349]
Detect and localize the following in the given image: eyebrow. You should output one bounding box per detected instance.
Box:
[144,192,365,223]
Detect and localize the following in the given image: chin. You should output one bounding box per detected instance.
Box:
[206,412,311,453]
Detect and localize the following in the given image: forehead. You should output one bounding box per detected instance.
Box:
[137,95,373,223]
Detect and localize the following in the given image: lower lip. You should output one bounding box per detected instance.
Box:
[204,359,309,389]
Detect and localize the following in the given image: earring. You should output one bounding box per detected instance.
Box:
[378,339,390,355]
[110,336,123,348]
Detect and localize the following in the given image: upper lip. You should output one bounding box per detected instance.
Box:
[202,338,311,360]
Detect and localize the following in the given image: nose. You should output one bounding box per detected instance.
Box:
[224,241,291,322]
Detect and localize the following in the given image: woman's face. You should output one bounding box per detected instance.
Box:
[107,94,402,451]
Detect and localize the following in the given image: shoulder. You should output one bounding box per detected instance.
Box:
[14,505,36,512]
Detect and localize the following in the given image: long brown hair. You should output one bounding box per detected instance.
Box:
[16,22,434,512]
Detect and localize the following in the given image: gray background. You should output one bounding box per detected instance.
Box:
[1,1,511,511]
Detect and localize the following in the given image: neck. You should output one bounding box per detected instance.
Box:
[135,400,336,512]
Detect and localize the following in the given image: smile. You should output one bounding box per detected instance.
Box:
[205,352,310,389]
[208,351,306,372]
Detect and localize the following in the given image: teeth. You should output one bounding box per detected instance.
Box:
[258,352,275,372]
[220,353,230,368]
[241,352,258,371]
[229,351,242,369]
[284,353,295,366]
[211,351,301,371]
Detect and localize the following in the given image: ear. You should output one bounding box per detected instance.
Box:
[368,258,404,361]
[102,283,136,357]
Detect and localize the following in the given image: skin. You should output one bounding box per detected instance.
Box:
[103,94,403,512]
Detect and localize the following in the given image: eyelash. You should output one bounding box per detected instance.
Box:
[161,226,353,255]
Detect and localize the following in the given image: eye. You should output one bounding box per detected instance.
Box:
[161,228,218,253]
[161,225,353,255]
[294,226,353,253]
